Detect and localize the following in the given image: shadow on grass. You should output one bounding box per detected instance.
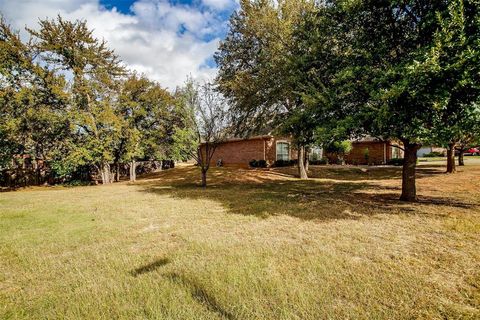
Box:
[165,272,236,320]
[278,165,445,181]
[137,166,477,222]
[130,258,170,277]
[0,187,18,192]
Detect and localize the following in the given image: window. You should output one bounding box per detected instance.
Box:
[392,145,401,159]
[276,142,290,161]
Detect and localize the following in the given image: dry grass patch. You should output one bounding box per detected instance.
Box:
[1,164,479,319]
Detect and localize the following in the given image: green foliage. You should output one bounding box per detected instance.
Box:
[363,148,369,161]
[325,141,352,156]
[424,151,446,158]
[26,16,126,181]
[411,0,480,147]
[249,159,267,168]
[287,0,480,199]
[0,15,195,183]
[116,73,181,164]
[215,0,316,144]
[0,17,70,172]
[310,158,327,165]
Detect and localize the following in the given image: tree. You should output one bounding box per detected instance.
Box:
[457,126,480,166]
[1,15,192,186]
[116,73,177,182]
[420,0,480,173]
[325,141,352,165]
[295,1,458,201]
[215,0,315,179]
[278,108,317,178]
[28,16,125,184]
[454,103,480,166]
[0,18,70,180]
[175,79,228,188]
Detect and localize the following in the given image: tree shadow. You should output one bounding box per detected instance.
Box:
[0,187,19,192]
[276,165,445,181]
[165,272,236,320]
[130,258,170,277]
[137,166,478,222]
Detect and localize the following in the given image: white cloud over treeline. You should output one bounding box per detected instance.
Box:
[0,0,237,90]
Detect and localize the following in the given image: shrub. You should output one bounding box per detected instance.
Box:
[325,140,353,155]
[424,151,445,157]
[257,160,267,168]
[250,159,267,168]
[363,148,370,162]
[63,179,92,186]
[310,158,327,165]
[325,140,352,165]
[387,158,404,166]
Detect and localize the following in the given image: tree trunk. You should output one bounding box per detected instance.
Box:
[400,142,420,202]
[458,149,465,166]
[446,143,456,173]
[101,163,112,185]
[115,162,120,182]
[304,149,309,172]
[297,145,308,179]
[201,168,207,188]
[130,160,137,182]
[35,166,40,186]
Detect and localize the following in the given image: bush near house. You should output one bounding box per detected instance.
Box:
[424,151,446,158]
[249,159,267,168]
[386,158,405,166]
[309,158,328,165]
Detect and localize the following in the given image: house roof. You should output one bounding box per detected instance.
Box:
[200,135,274,145]
[348,134,397,143]
[200,135,392,146]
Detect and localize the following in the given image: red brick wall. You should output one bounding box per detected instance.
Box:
[345,142,390,165]
[200,137,297,167]
[201,138,268,166]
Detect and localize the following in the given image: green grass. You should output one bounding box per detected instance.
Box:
[1,164,480,319]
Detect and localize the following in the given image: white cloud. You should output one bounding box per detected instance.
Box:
[202,0,235,10]
[0,0,235,90]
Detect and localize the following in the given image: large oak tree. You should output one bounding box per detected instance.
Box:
[215,0,315,179]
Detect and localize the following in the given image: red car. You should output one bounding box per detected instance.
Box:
[465,147,480,156]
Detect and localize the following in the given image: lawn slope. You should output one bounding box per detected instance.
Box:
[1,164,479,319]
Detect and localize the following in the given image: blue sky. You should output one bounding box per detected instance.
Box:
[98,0,238,45]
[100,0,234,17]
[0,0,238,89]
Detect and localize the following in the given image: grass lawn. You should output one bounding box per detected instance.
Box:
[418,156,448,162]
[418,155,480,163]
[1,164,480,319]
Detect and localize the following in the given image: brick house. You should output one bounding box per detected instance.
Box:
[201,136,402,167]
[200,136,297,167]
[344,138,403,165]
